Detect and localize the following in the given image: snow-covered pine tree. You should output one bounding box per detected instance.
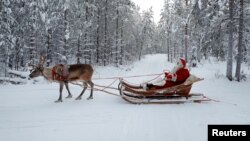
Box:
[227,0,234,81]
[138,7,155,61]
[0,0,13,76]
[158,0,171,61]
[235,0,244,81]
[115,0,120,67]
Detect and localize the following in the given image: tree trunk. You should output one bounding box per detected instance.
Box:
[170,31,173,63]
[115,1,119,67]
[30,0,36,64]
[226,0,234,81]
[235,0,243,81]
[77,35,80,64]
[120,19,124,65]
[84,0,88,64]
[184,23,188,62]
[63,9,68,64]
[167,29,170,62]
[184,0,188,62]
[96,7,100,64]
[104,0,108,66]
[139,41,143,61]
[46,29,52,66]
[139,28,146,61]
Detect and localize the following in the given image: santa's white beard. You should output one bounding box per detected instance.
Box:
[171,65,181,73]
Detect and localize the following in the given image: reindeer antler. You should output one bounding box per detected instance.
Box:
[38,52,46,67]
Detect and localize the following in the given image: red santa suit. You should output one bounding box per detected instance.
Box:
[145,58,190,90]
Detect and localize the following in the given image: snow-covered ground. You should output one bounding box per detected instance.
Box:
[1,54,250,141]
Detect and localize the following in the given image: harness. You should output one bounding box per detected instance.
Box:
[51,64,69,81]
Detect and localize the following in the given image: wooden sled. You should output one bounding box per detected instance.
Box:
[118,75,210,104]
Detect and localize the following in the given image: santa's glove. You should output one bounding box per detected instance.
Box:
[142,83,148,90]
[166,74,177,82]
[140,83,146,88]
[163,70,170,73]
[164,73,169,79]
[142,83,153,90]
[164,71,170,76]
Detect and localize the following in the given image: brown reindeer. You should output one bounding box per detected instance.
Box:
[29,53,94,103]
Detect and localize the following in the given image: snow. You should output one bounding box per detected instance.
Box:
[40,12,46,23]
[1,54,250,141]
[131,0,164,24]
[0,76,27,84]
[8,70,29,78]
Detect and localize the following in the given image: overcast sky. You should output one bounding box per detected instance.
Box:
[131,0,164,24]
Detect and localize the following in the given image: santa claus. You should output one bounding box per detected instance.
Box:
[143,58,190,90]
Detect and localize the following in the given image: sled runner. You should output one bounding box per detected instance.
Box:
[118,75,210,104]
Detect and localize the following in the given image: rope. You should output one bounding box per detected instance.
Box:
[90,73,163,91]
[98,79,118,91]
[94,84,119,90]
[143,73,163,83]
[69,73,164,94]
[203,95,220,103]
[92,87,121,97]
[70,80,121,97]
[93,73,163,80]
[92,73,163,92]
[70,81,228,105]
[203,95,237,106]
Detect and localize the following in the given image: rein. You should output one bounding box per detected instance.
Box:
[39,67,50,80]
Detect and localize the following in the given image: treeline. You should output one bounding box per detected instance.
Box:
[0,0,250,81]
[157,0,250,81]
[0,0,156,77]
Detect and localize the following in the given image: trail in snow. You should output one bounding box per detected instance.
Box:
[0,54,250,141]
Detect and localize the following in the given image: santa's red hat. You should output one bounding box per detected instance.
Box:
[170,58,187,73]
[177,58,186,68]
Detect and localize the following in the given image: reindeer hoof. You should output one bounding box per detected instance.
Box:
[55,99,63,103]
[66,95,73,98]
[75,97,82,100]
[87,97,93,100]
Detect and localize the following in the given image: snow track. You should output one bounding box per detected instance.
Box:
[1,54,250,141]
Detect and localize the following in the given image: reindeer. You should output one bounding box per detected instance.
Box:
[29,53,94,103]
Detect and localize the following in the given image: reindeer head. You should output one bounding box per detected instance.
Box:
[29,52,46,78]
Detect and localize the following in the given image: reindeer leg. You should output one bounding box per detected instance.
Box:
[55,82,64,103]
[87,81,94,100]
[75,82,87,100]
[64,81,72,98]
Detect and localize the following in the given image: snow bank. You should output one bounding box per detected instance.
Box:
[0,54,250,141]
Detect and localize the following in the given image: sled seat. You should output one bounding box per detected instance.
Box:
[118,75,205,104]
[119,75,204,97]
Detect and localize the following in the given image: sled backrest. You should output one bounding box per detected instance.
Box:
[183,75,204,85]
[159,75,203,96]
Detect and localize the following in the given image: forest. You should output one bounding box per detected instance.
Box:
[1,1,250,140]
[0,0,250,81]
